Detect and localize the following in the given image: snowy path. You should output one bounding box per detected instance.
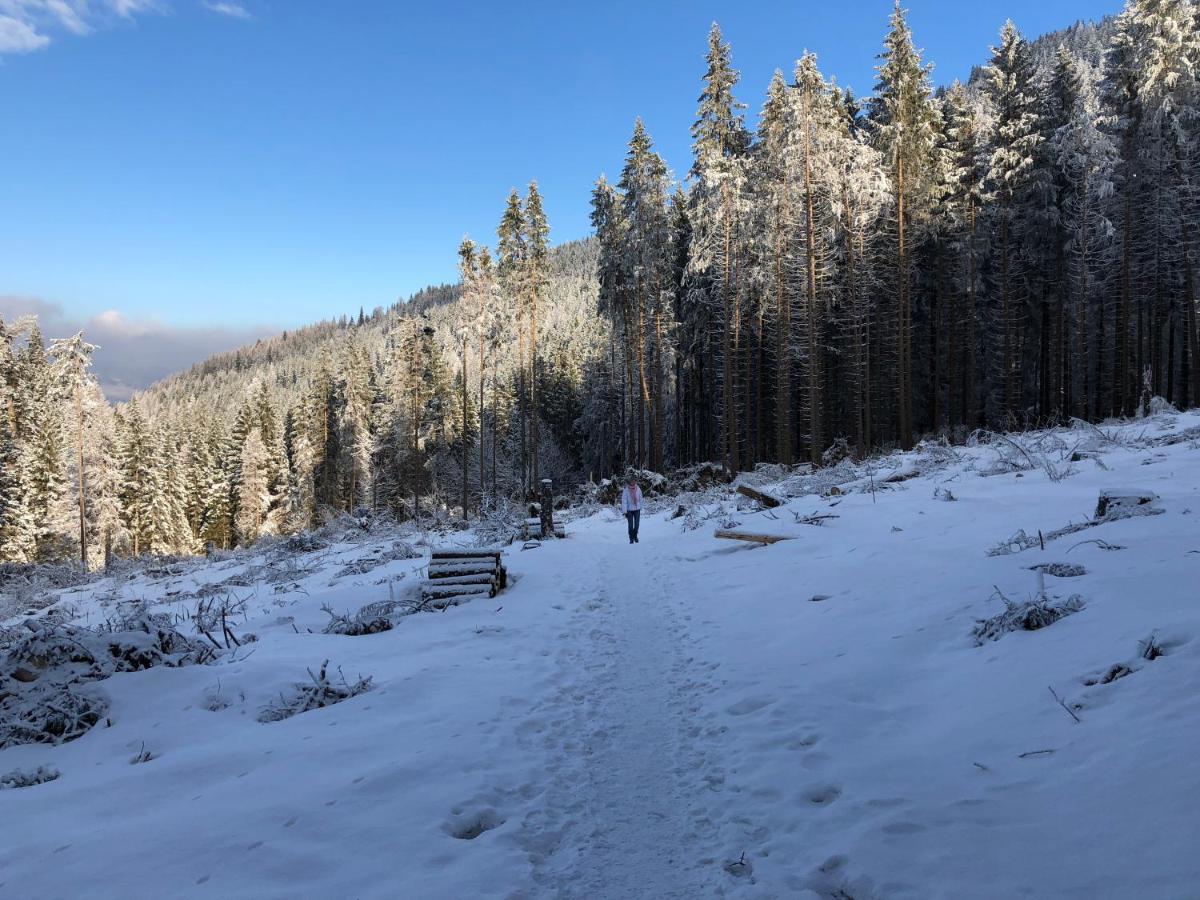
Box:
[515,516,717,898]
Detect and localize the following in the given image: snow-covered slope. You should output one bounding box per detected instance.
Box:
[3,412,1199,899]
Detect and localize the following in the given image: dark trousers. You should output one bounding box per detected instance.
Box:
[625,510,640,541]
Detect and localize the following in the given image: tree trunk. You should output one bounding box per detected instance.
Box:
[529,274,540,489]
[461,343,469,520]
[896,153,912,448]
[722,185,739,473]
[75,387,87,569]
[775,226,791,464]
[804,103,822,466]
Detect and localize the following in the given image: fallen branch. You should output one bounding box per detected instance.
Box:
[1048,685,1081,724]
[794,512,839,527]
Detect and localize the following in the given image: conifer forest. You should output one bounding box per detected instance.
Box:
[2,1,1198,565]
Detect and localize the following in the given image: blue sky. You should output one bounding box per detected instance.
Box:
[2,0,1120,350]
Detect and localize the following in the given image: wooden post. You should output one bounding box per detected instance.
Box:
[539,478,555,540]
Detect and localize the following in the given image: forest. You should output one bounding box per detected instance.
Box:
[1,0,1196,566]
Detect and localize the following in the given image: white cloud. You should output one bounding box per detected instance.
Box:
[0,14,50,52]
[1,296,276,401]
[106,0,161,16]
[204,1,249,19]
[42,1,90,35]
[0,0,249,56]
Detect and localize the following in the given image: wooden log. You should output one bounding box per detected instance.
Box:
[421,584,495,601]
[426,573,497,587]
[428,559,500,571]
[429,557,500,569]
[713,529,794,545]
[736,484,782,508]
[429,564,499,579]
[431,549,502,561]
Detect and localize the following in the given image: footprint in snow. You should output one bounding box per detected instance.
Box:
[802,784,843,806]
[726,696,775,716]
[444,808,505,840]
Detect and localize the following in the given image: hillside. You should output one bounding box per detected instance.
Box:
[3,408,1198,898]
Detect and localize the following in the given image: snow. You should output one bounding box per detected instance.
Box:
[3,412,1200,898]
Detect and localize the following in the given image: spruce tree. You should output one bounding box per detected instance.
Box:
[870,0,938,448]
[497,190,529,492]
[689,22,751,471]
[618,120,671,472]
[524,181,550,485]
[984,21,1042,421]
[49,333,99,567]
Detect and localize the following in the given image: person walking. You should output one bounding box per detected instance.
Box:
[619,475,642,544]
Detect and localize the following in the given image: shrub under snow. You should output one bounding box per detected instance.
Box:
[0,765,61,790]
[0,613,222,749]
[972,593,1086,645]
[258,660,372,723]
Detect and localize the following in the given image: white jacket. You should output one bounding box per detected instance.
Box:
[619,484,642,513]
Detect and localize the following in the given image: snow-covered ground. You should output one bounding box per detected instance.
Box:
[3,412,1200,899]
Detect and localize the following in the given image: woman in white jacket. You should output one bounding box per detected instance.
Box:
[619,475,642,544]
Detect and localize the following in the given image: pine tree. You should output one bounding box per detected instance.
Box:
[19,324,69,560]
[618,120,672,472]
[524,181,551,485]
[116,400,154,556]
[984,21,1043,422]
[689,22,751,471]
[338,345,375,512]
[200,421,234,549]
[1050,47,1117,419]
[236,427,271,543]
[48,333,100,567]
[307,350,341,509]
[756,69,794,464]
[870,0,939,448]
[942,82,989,427]
[792,53,839,464]
[497,190,529,492]
[591,174,630,473]
[0,412,36,563]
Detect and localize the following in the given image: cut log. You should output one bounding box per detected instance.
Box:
[421,584,495,601]
[428,559,496,570]
[713,530,794,545]
[425,573,497,587]
[736,484,782,508]
[428,559,498,570]
[430,554,501,566]
[428,562,500,577]
[431,549,502,561]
